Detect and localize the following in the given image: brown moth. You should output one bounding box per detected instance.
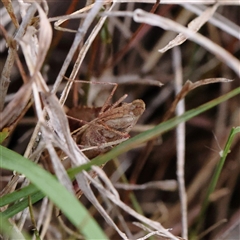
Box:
[67,99,145,159]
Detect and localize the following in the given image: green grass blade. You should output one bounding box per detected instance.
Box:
[196,126,240,231]
[0,184,39,207]
[0,147,108,240]
[1,191,44,219]
[0,216,31,239]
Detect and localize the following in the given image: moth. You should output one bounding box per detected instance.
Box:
[67,98,145,158]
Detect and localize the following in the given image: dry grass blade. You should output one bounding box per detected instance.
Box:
[173,46,188,239]
[86,167,180,240]
[163,78,233,121]
[0,4,36,111]
[114,180,177,191]
[76,171,129,239]
[36,197,50,240]
[44,137,74,194]
[19,3,52,83]
[133,9,240,76]
[52,0,105,96]
[34,92,75,193]
[53,3,94,33]
[133,222,185,240]
[0,81,32,130]
[33,3,52,79]
[0,3,52,132]
[39,92,89,167]
[160,3,219,52]
[1,0,19,28]
[59,2,115,105]
[182,4,240,39]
